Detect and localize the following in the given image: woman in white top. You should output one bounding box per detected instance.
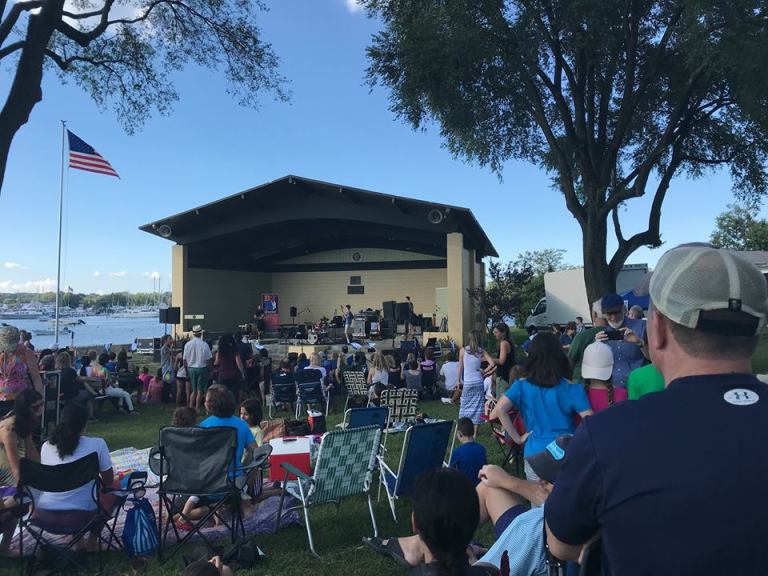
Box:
[457,330,496,434]
[39,403,113,504]
[367,351,389,403]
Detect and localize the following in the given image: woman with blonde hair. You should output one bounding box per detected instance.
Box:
[367,351,389,403]
[457,330,496,434]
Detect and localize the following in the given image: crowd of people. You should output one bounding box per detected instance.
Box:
[364,243,768,576]
[0,244,766,575]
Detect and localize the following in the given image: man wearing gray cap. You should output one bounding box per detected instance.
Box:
[544,245,768,575]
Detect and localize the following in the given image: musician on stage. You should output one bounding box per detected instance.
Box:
[405,295,415,339]
[342,304,353,344]
[253,306,265,339]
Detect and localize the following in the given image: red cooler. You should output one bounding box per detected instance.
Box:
[268,437,312,481]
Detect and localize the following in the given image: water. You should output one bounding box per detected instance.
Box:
[6,315,168,349]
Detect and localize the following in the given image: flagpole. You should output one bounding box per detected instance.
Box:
[55,121,66,346]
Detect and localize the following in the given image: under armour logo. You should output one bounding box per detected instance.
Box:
[723,388,759,406]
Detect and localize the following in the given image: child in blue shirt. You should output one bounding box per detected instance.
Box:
[449,417,487,486]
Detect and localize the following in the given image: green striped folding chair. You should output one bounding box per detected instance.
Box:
[273,425,381,557]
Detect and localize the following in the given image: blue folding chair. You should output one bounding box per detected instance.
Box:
[270,372,297,418]
[377,420,454,521]
[343,406,389,430]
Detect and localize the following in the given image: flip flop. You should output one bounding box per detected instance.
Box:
[362,537,411,568]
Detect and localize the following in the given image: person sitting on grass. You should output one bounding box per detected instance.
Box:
[57,351,99,421]
[182,555,234,576]
[92,353,139,416]
[172,406,198,427]
[176,386,256,531]
[363,467,498,575]
[239,398,263,447]
[450,417,487,486]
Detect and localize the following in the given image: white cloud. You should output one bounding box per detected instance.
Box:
[108,271,127,278]
[92,271,101,277]
[0,278,56,293]
[343,0,364,13]
[3,262,21,269]
[143,271,160,280]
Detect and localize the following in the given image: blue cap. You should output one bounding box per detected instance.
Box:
[601,293,624,313]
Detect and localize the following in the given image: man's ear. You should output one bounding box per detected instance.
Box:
[647,308,668,366]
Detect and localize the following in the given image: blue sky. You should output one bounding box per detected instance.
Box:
[0,0,762,294]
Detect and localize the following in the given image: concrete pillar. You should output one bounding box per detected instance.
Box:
[447,232,471,346]
[171,245,187,331]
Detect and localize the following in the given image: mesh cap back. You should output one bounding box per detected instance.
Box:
[649,246,768,335]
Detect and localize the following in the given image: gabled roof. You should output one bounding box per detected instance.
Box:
[140,175,497,270]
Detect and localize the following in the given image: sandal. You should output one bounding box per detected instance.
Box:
[362,537,411,568]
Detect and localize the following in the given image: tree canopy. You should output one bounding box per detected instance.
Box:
[710,203,768,250]
[0,0,288,195]
[363,0,768,303]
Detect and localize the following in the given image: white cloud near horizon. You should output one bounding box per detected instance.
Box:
[3,262,22,269]
[343,0,364,13]
[143,271,160,280]
[93,271,101,277]
[109,271,127,278]
[0,278,56,293]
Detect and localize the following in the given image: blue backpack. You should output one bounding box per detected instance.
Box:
[122,496,158,557]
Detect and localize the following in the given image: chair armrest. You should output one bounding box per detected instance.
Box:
[377,456,395,477]
[281,462,312,481]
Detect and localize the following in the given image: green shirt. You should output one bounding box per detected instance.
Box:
[627,364,666,400]
[568,327,604,383]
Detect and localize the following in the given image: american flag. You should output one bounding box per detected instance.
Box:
[67,130,120,177]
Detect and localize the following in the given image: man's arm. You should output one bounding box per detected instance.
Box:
[545,523,584,562]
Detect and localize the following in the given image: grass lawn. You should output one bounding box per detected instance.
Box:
[0,398,499,576]
[0,332,765,575]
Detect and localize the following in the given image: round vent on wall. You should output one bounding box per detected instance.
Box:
[427,209,444,224]
[352,251,362,262]
[157,224,173,238]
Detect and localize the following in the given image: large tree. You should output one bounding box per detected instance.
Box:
[0,0,288,196]
[710,203,768,250]
[363,0,768,303]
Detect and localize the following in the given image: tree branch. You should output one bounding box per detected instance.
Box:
[0,41,24,60]
[602,4,685,186]
[55,0,116,47]
[0,0,44,46]
[603,61,707,216]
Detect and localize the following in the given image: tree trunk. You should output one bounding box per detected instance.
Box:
[582,210,616,309]
[0,2,63,197]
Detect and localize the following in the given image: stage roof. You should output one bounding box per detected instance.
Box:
[140,175,498,271]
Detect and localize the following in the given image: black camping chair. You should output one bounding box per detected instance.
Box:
[420,365,438,399]
[17,453,146,575]
[269,372,297,418]
[295,369,328,417]
[545,531,603,576]
[154,426,270,564]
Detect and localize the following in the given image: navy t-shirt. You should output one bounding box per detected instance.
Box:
[545,373,768,576]
[450,441,487,486]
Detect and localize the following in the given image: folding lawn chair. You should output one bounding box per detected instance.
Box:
[420,365,438,400]
[269,372,297,418]
[274,425,382,558]
[295,369,329,417]
[155,426,270,563]
[379,388,419,428]
[17,453,146,575]
[377,420,454,521]
[343,406,389,430]
[482,406,526,477]
[341,369,369,411]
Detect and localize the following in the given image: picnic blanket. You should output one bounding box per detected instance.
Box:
[10,444,300,554]
[10,488,300,554]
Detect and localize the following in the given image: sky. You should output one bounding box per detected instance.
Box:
[0,0,764,294]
